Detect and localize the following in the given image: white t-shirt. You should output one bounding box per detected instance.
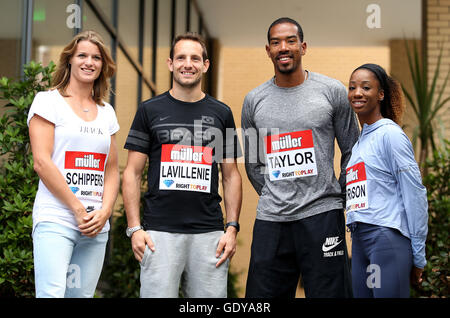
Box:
[27,89,120,233]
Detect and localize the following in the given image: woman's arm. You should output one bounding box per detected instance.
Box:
[29,114,89,225]
[384,129,428,280]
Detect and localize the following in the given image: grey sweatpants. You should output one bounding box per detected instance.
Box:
[139,230,228,298]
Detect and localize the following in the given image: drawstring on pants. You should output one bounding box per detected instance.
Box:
[346,222,358,238]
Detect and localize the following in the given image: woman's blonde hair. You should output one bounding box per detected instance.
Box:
[52,30,116,106]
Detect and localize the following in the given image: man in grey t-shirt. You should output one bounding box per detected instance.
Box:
[242,17,359,298]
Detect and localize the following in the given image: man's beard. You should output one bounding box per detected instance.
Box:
[275,58,297,74]
[173,74,202,88]
[277,66,296,74]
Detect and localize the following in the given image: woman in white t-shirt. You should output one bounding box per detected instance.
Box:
[28,30,120,298]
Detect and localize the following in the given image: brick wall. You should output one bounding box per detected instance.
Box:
[427,0,450,142]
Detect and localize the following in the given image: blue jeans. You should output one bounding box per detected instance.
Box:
[350,222,412,298]
[33,221,108,298]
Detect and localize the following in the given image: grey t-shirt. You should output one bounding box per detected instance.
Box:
[241,72,359,222]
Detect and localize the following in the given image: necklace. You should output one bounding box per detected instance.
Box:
[275,70,308,86]
[81,103,91,112]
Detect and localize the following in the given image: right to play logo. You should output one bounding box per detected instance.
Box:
[70,187,79,194]
[163,179,174,188]
[272,170,281,178]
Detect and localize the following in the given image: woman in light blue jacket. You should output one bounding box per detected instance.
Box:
[346,64,428,298]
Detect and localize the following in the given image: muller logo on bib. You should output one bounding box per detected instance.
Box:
[264,130,318,181]
[65,151,106,171]
[346,162,369,212]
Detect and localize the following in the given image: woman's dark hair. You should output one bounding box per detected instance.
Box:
[352,63,405,125]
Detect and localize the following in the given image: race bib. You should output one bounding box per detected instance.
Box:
[160,144,212,193]
[64,151,106,202]
[346,162,369,212]
[264,130,318,181]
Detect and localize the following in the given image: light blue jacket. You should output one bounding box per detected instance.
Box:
[345,119,428,268]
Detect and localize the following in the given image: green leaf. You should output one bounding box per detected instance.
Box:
[402,39,450,168]
[0,60,55,297]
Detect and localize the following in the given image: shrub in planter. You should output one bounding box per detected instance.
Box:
[411,140,449,298]
[0,61,55,297]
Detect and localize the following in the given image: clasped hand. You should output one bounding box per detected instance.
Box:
[76,209,109,237]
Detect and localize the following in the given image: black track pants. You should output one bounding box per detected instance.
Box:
[245,209,353,298]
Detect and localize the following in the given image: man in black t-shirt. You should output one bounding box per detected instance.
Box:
[122,32,242,298]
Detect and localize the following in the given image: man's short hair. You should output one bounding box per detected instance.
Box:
[267,17,304,43]
[170,32,208,61]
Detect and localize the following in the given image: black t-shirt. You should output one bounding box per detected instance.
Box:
[124,91,242,233]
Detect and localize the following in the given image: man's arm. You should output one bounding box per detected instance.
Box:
[241,95,265,195]
[122,150,154,262]
[215,158,242,267]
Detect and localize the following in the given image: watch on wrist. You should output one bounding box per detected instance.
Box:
[225,221,240,233]
[126,225,143,238]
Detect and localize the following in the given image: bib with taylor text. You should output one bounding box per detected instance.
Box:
[264,130,318,181]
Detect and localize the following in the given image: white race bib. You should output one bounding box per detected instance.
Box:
[159,144,212,193]
[346,162,369,212]
[264,130,318,181]
[64,151,106,207]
